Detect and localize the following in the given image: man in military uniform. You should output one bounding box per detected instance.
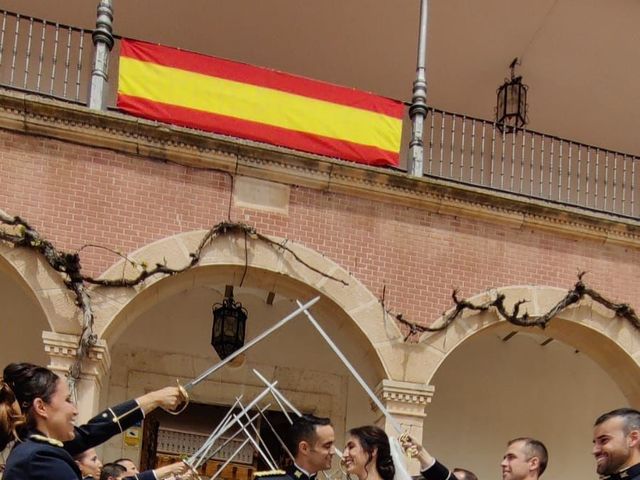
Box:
[256,414,335,480]
[593,408,640,480]
[403,435,547,480]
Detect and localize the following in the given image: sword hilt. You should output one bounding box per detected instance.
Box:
[399,431,417,458]
[183,459,200,479]
[162,380,190,415]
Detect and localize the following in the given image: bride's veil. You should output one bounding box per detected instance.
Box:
[389,436,413,480]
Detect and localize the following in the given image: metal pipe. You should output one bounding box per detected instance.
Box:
[407,0,429,176]
[88,0,113,109]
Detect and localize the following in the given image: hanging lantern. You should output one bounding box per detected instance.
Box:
[496,58,528,131]
[211,295,247,359]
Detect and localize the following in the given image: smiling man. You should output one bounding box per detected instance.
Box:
[286,414,336,479]
[403,435,547,480]
[500,438,548,480]
[593,408,640,479]
[259,414,335,480]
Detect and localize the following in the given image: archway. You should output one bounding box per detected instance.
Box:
[418,285,638,480]
[0,241,81,336]
[89,231,402,464]
[0,248,61,366]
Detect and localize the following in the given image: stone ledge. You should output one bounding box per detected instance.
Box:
[0,89,638,247]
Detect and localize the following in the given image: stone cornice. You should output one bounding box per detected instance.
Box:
[1,89,639,247]
[373,379,434,419]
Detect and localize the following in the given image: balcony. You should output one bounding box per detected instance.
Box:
[0,8,637,220]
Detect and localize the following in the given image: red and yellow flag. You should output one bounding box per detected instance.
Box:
[117,39,404,167]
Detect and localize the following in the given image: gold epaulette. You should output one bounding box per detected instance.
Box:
[29,434,64,447]
[254,470,286,478]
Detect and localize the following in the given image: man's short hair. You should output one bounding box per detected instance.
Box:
[595,408,640,434]
[508,437,548,476]
[453,468,478,480]
[100,463,126,480]
[286,414,332,456]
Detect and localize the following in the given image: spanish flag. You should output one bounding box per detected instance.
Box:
[117,39,404,167]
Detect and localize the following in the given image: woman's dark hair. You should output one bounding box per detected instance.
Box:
[0,362,60,449]
[348,425,395,480]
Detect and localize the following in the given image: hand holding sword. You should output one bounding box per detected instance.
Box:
[136,385,190,415]
[399,433,435,470]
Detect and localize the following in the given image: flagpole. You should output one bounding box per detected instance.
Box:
[408,0,429,177]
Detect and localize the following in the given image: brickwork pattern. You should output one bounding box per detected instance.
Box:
[1,129,638,325]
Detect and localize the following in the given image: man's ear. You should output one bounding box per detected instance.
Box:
[32,398,48,418]
[528,456,540,473]
[627,429,640,448]
[299,440,310,455]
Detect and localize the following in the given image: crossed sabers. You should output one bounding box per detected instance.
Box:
[180,297,405,478]
[183,369,342,479]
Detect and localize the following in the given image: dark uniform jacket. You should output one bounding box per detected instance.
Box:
[255,464,316,480]
[605,463,640,480]
[420,460,456,480]
[3,399,155,480]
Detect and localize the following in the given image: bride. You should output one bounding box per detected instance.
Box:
[341,426,396,480]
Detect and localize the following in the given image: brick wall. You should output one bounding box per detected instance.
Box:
[2,129,638,325]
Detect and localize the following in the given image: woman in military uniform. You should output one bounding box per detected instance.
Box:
[0,362,188,480]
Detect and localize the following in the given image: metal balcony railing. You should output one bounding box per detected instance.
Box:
[423,108,638,219]
[0,8,637,220]
[0,10,93,104]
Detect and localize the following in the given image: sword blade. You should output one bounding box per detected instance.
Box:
[184,296,320,390]
[296,300,403,434]
[209,438,251,480]
[252,369,301,420]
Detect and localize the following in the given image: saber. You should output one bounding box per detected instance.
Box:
[233,412,276,470]
[210,437,252,480]
[253,369,345,459]
[237,399,278,469]
[190,410,262,471]
[253,369,301,420]
[185,383,276,467]
[166,296,320,414]
[296,300,404,434]
[192,395,244,460]
[256,405,295,463]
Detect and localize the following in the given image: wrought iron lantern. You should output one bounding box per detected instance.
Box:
[211,295,247,359]
[496,58,528,131]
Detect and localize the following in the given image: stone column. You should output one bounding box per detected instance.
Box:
[42,331,111,422]
[88,0,114,110]
[373,379,434,473]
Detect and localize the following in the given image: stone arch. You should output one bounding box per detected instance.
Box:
[0,243,79,334]
[417,285,640,405]
[90,230,401,379]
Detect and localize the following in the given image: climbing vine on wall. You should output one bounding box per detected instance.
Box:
[1,210,638,387]
[383,272,640,342]
[0,211,346,395]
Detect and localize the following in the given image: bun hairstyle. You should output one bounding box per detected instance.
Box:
[348,426,395,480]
[0,378,24,450]
[0,363,59,449]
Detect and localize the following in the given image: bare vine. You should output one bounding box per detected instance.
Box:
[0,213,347,390]
[386,272,640,342]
